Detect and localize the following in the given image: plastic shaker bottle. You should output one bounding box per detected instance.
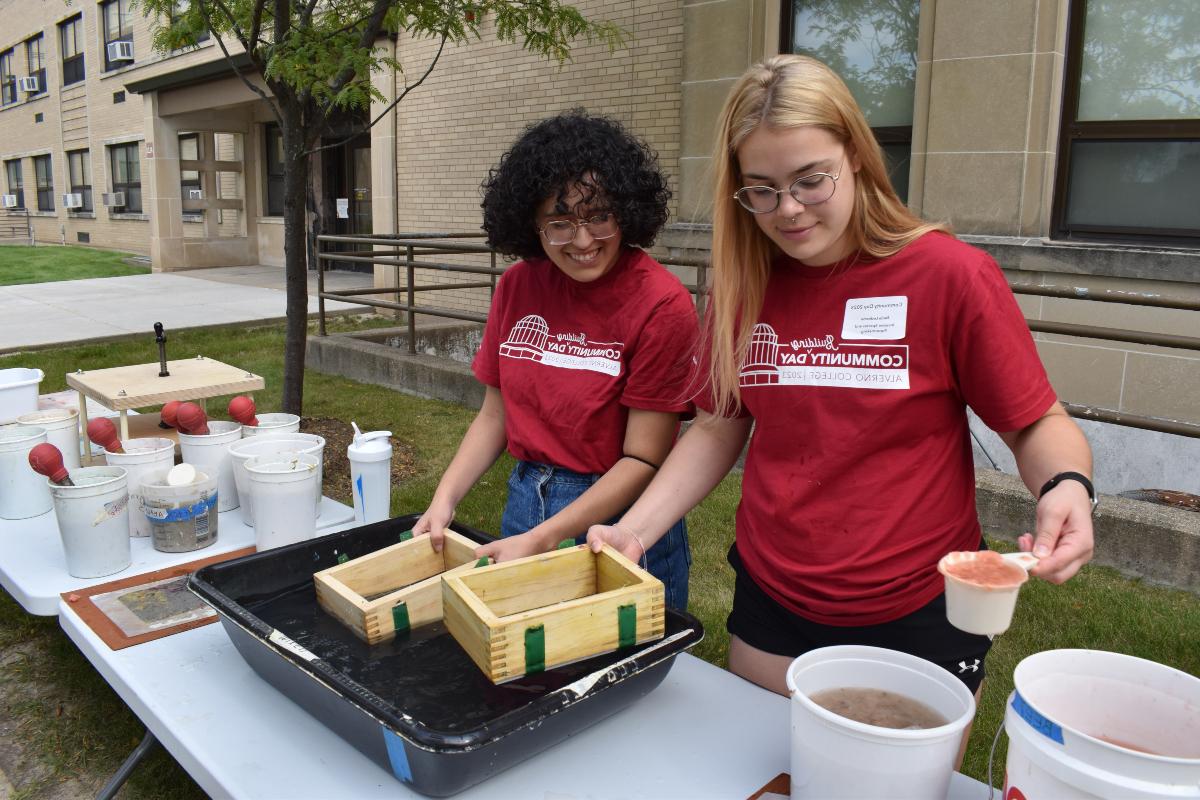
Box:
[347,422,393,525]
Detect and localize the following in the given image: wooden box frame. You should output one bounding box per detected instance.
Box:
[314,530,481,644]
[442,544,665,683]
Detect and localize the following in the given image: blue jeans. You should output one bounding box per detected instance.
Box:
[500,460,691,611]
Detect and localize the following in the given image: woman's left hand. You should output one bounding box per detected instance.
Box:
[1019,479,1094,584]
[475,531,551,563]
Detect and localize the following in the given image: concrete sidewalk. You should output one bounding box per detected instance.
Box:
[0,265,373,353]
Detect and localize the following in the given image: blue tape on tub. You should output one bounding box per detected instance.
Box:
[382,728,413,782]
[355,474,364,504]
[143,493,217,522]
[1012,690,1064,744]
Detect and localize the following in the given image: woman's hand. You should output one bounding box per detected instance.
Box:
[1019,479,1094,584]
[412,502,455,552]
[475,531,549,563]
[586,522,647,566]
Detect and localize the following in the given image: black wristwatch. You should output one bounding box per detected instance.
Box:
[1039,471,1097,512]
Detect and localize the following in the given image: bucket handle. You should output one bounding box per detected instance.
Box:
[987,718,1007,800]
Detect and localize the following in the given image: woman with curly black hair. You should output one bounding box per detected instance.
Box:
[412,111,696,609]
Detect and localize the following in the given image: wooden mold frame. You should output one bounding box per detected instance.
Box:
[442,544,665,684]
[314,530,482,644]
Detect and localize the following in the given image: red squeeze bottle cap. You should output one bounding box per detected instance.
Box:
[86,418,124,453]
[28,443,74,485]
[228,395,259,426]
[176,402,210,435]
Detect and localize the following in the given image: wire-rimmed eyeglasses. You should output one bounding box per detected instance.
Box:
[538,212,619,246]
[733,162,843,214]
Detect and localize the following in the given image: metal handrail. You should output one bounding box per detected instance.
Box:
[315,231,1200,439]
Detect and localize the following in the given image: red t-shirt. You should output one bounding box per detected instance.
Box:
[473,247,698,475]
[697,232,1056,625]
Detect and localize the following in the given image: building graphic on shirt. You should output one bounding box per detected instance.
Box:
[499,315,550,360]
[738,323,910,390]
[499,315,623,377]
[741,323,781,385]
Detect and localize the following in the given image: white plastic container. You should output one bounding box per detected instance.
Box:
[240,412,301,438]
[228,433,326,524]
[246,452,321,551]
[786,645,976,800]
[103,437,176,538]
[347,424,392,525]
[140,466,219,553]
[178,421,242,512]
[1004,649,1200,799]
[0,425,53,519]
[938,550,1035,636]
[17,408,81,470]
[50,466,131,578]
[0,367,43,423]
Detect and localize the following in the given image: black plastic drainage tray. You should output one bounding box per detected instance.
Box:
[188,514,704,797]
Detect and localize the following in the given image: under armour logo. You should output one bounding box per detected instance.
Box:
[958,659,980,673]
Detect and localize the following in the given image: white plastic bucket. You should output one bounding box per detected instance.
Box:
[50,466,131,578]
[786,645,976,800]
[228,433,325,524]
[0,367,43,423]
[240,412,301,438]
[178,421,242,511]
[246,453,320,551]
[104,438,176,538]
[1003,649,1200,799]
[17,408,82,470]
[140,466,219,553]
[0,425,53,519]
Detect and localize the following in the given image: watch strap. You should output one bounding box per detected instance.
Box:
[1039,471,1096,508]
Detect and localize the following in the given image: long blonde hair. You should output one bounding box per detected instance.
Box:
[705,54,946,415]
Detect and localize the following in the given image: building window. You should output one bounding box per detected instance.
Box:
[264,123,285,216]
[170,0,210,44]
[102,0,134,71]
[1053,0,1200,244]
[33,155,53,211]
[782,0,920,202]
[180,132,202,219]
[68,149,92,212]
[109,143,141,212]
[59,15,85,85]
[0,49,15,106]
[25,35,46,97]
[4,159,23,209]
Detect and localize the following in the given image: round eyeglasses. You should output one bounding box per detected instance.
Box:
[733,164,842,214]
[538,212,618,246]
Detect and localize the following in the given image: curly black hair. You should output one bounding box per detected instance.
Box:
[481,111,671,259]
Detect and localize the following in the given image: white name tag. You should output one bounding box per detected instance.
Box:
[842,296,908,340]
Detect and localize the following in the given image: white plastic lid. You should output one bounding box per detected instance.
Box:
[347,421,392,462]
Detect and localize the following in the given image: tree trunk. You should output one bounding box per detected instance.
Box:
[280,105,310,415]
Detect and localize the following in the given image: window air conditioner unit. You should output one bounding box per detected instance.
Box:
[62,193,83,209]
[187,189,203,200]
[2,195,17,209]
[102,192,125,207]
[18,76,40,93]
[107,40,134,62]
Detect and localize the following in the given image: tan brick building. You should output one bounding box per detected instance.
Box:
[0,0,1197,428]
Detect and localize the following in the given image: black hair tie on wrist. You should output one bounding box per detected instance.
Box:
[622,453,661,470]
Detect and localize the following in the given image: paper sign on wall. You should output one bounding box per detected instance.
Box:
[336,198,349,219]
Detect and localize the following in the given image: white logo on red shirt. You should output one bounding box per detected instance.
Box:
[739,323,909,390]
[500,315,624,377]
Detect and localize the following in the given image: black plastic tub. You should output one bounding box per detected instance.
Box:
[189,514,704,797]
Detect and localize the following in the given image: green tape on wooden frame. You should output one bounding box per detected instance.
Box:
[618,603,636,648]
[556,539,576,550]
[524,624,546,674]
[399,529,414,542]
[474,556,491,568]
[392,601,410,634]
[336,552,349,564]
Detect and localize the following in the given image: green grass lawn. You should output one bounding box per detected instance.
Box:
[0,245,149,286]
[1,322,1198,797]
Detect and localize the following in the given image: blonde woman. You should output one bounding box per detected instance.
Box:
[588,55,1094,699]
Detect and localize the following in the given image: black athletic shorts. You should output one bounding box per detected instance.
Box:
[726,544,992,693]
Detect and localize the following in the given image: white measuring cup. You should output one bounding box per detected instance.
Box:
[938,550,1038,636]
